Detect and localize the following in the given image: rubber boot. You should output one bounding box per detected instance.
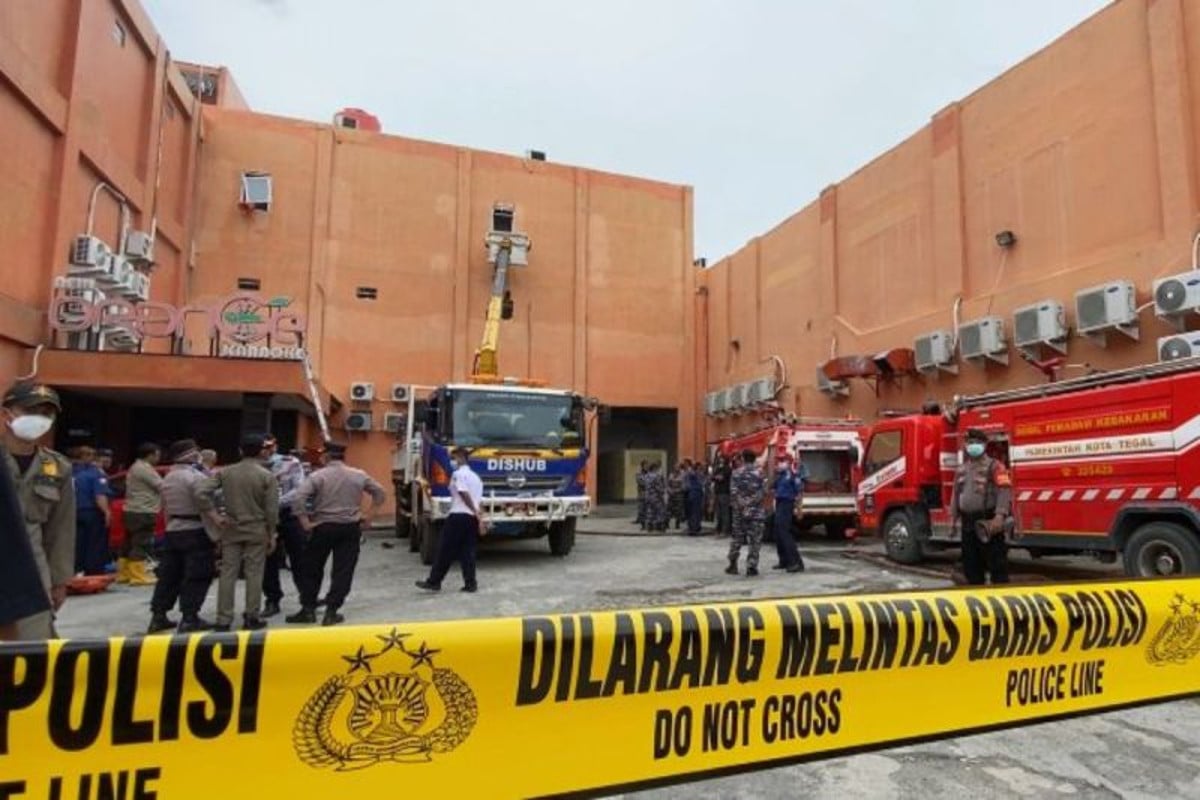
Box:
[126,559,157,586]
[115,558,130,584]
[725,560,739,576]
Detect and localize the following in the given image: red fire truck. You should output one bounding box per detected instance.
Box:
[718,417,866,539]
[856,357,1200,576]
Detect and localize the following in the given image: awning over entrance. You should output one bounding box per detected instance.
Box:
[33,349,339,416]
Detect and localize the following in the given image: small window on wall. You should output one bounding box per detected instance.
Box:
[356,287,378,300]
[112,20,127,47]
[237,277,261,291]
[239,172,272,212]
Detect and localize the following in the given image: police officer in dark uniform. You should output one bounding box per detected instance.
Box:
[951,428,1014,585]
[0,444,52,640]
[1,381,75,640]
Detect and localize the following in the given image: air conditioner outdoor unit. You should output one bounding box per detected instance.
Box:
[345,411,373,432]
[914,330,956,374]
[1158,333,1200,362]
[727,383,747,411]
[71,235,110,267]
[1075,280,1138,343]
[1013,300,1068,354]
[118,272,150,301]
[1153,270,1200,330]
[124,230,154,263]
[746,377,777,404]
[704,392,719,416]
[390,384,411,403]
[383,412,405,433]
[958,316,1008,365]
[97,256,133,289]
[101,326,139,350]
[713,388,730,416]
[350,382,375,402]
[815,367,849,399]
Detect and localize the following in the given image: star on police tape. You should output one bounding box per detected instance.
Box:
[1146,593,1200,667]
[293,627,478,770]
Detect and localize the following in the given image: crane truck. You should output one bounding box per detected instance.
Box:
[856,356,1200,577]
[392,204,592,564]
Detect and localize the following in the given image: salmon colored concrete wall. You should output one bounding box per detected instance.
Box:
[190,110,696,501]
[0,0,201,377]
[703,0,1200,442]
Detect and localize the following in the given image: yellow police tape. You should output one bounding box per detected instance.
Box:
[3,578,1200,799]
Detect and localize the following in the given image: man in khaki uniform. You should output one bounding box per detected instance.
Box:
[950,428,1014,585]
[1,381,75,640]
[200,434,278,631]
[119,442,162,586]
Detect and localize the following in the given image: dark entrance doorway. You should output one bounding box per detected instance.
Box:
[56,388,300,470]
[595,406,677,504]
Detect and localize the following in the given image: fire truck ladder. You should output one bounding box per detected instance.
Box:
[953,356,1200,411]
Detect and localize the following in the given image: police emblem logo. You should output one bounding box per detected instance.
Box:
[1146,593,1200,666]
[293,628,478,769]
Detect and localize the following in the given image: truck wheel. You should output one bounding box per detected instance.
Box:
[883,510,923,564]
[549,519,576,557]
[419,519,443,566]
[1123,522,1200,577]
[824,520,851,541]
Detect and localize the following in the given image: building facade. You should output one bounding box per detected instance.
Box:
[702,0,1200,444]
[6,0,1200,509]
[1,0,697,511]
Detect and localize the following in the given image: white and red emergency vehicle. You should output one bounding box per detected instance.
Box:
[856,357,1200,576]
[718,417,866,539]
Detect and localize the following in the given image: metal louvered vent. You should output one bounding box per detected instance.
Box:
[1076,289,1108,330]
[1014,308,1040,346]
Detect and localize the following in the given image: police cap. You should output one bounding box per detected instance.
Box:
[167,438,200,463]
[322,440,348,458]
[3,381,61,412]
[965,428,988,443]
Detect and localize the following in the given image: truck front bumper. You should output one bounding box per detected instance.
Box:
[429,494,591,523]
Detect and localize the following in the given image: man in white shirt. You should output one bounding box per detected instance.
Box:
[416,447,487,593]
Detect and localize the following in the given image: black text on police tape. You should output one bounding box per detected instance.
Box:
[515,589,1147,705]
[0,632,266,756]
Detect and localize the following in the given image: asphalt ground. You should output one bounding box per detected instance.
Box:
[55,519,1200,799]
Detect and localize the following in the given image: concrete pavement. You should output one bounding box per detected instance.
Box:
[54,530,1200,799]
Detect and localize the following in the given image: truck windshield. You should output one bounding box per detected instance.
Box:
[447,390,582,449]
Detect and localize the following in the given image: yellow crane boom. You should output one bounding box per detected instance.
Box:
[472,204,530,381]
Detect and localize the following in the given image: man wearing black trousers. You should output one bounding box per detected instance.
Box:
[417,447,486,593]
[285,441,385,626]
[260,436,307,617]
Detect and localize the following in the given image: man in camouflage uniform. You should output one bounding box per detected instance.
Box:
[667,464,686,530]
[727,449,766,576]
[644,461,668,531]
[951,428,1014,585]
[634,461,649,530]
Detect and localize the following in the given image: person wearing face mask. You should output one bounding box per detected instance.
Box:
[417,446,487,593]
[1,380,76,640]
[950,428,1013,585]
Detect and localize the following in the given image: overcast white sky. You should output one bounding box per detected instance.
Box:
[144,0,1109,261]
